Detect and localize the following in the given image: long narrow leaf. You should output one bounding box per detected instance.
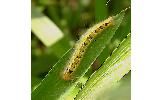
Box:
[32,10,126,100]
[32,7,63,47]
[75,33,131,100]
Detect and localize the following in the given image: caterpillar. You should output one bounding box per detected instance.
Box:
[62,16,114,80]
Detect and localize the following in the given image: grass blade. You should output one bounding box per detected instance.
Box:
[75,33,131,100]
[32,10,126,100]
[32,7,63,47]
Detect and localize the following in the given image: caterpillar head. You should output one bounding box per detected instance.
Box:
[62,68,73,81]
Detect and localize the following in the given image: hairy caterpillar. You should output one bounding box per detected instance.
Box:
[62,16,114,80]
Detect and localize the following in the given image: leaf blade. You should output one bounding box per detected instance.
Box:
[32,11,126,100]
[31,7,64,47]
[75,33,131,100]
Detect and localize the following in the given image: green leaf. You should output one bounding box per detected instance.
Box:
[95,0,108,21]
[96,71,131,100]
[31,6,64,47]
[50,36,72,58]
[75,33,131,100]
[32,10,126,100]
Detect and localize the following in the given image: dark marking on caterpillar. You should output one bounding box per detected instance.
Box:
[84,42,88,46]
[99,26,104,29]
[62,17,114,80]
[69,69,73,73]
[105,22,109,26]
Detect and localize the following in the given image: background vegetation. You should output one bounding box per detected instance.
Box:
[31,0,131,99]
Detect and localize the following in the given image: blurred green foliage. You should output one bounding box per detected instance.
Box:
[31,0,131,99]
